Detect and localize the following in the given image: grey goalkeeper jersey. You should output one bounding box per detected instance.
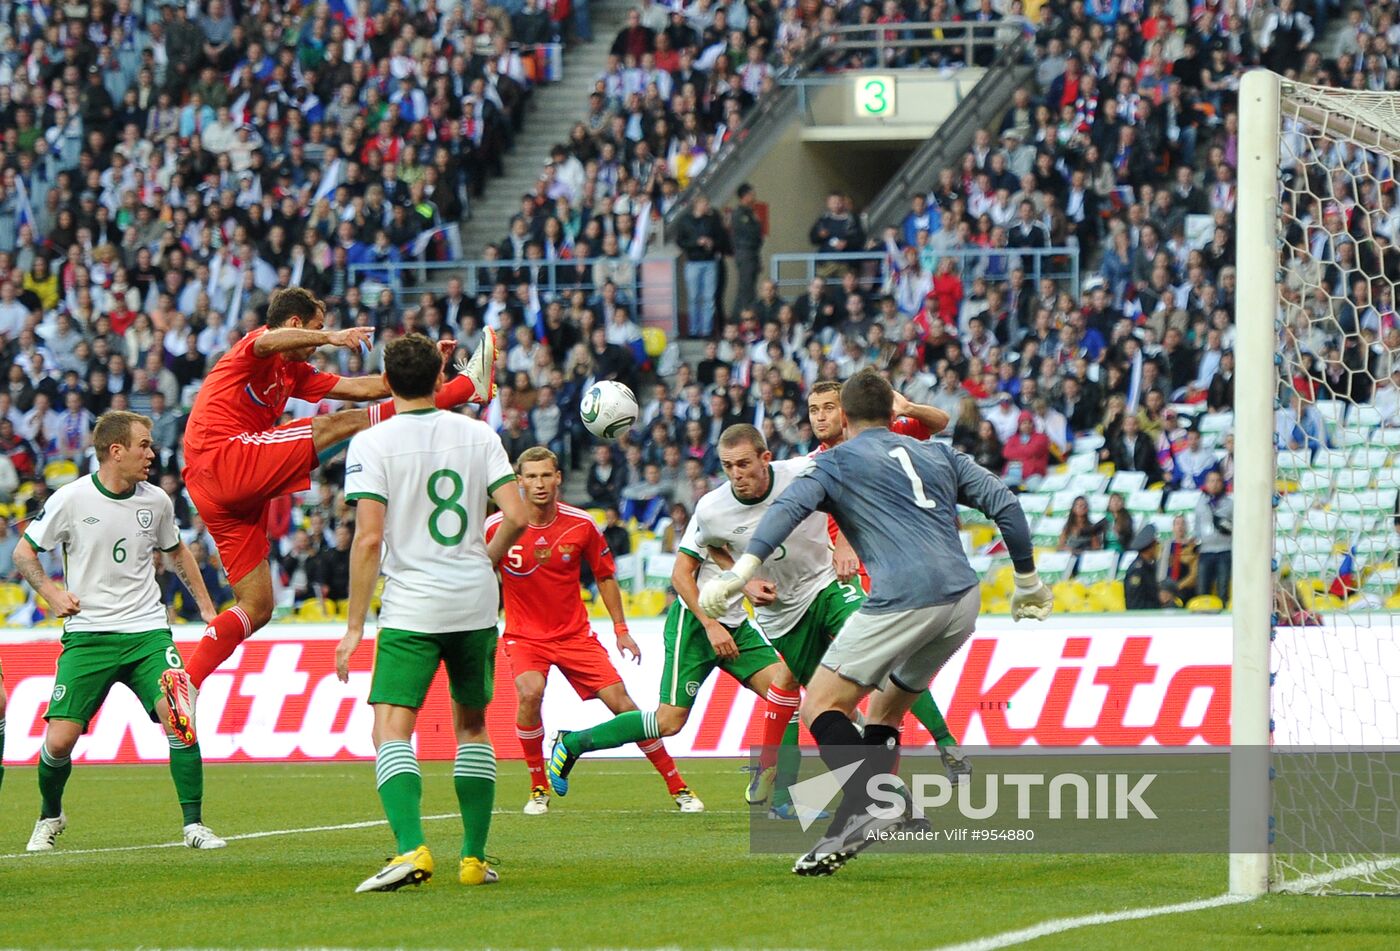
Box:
[747,428,1034,614]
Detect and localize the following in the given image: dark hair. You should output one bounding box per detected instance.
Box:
[809,380,843,399]
[265,286,324,328]
[840,367,894,425]
[737,183,754,199]
[383,333,442,399]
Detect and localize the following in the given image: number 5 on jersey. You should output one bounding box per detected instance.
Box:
[888,447,936,509]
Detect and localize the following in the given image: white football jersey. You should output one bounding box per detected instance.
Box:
[23,474,181,633]
[675,517,748,627]
[345,409,515,633]
[691,458,836,638]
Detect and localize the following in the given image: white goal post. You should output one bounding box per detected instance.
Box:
[1234,70,1400,896]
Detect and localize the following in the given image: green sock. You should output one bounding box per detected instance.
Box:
[38,744,72,819]
[453,743,496,861]
[911,692,956,746]
[566,711,659,754]
[375,740,424,854]
[771,716,802,809]
[167,734,204,826]
[0,717,6,796]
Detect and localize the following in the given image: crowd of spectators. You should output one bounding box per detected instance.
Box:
[0,0,1396,615]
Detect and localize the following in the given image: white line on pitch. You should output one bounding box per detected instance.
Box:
[0,808,743,861]
[926,894,1253,951]
[928,855,1400,950]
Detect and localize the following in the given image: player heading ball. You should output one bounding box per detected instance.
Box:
[700,368,1053,875]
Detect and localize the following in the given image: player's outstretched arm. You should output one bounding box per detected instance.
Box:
[485,479,529,566]
[169,542,219,623]
[13,538,79,617]
[327,374,392,401]
[337,499,386,682]
[892,391,951,436]
[253,326,373,358]
[951,451,1052,621]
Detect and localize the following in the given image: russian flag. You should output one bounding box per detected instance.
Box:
[15,176,35,236]
[327,0,352,20]
[1329,545,1359,598]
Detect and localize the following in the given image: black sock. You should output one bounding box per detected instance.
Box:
[810,711,871,837]
[825,724,903,833]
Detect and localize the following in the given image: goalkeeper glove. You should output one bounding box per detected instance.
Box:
[1010,569,1053,621]
[698,554,760,617]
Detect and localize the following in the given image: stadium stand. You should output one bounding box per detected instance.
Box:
[0,0,1391,621]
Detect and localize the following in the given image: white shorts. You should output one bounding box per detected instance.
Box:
[819,586,980,693]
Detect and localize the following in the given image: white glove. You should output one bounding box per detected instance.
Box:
[698,554,761,617]
[1010,569,1053,621]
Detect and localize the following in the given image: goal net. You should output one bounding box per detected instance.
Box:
[1235,72,1400,896]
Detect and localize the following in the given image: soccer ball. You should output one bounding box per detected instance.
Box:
[580,381,638,439]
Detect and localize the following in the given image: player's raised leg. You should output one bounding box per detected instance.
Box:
[595,682,696,809]
[512,670,551,815]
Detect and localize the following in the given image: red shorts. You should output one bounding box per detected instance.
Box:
[501,631,622,701]
[183,419,319,585]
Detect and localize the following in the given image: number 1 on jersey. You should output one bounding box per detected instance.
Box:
[888,447,936,509]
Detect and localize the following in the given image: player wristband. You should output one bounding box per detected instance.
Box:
[1013,570,1043,590]
[614,624,630,636]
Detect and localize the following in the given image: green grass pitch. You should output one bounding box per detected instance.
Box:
[2,759,1397,949]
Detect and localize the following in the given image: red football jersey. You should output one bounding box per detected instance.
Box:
[184,327,342,460]
[812,415,931,593]
[485,503,616,641]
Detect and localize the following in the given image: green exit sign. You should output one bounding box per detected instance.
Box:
[855,76,896,118]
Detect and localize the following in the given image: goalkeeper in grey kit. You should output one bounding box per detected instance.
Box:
[699,368,1052,875]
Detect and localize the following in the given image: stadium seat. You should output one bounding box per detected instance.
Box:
[1361,567,1400,597]
[1297,470,1332,495]
[1314,449,1351,470]
[1187,595,1224,613]
[1376,428,1400,448]
[297,600,329,622]
[587,508,606,527]
[1088,581,1127,613]
[1302,509,1343,535]
[0,583,26,608]
[1065,452,1099,475]
[1074,433,1106,455]
[1351,448,1390,471]
[1109,471,1147,494]
[1199,412,1234,436]
[1038,472,1072,493]
[1333,468,1371,491]
[1336,426,1373,448]
[1352,404,1384,427]
[1314,400,1346,428]
[1375,467,1400,490]
[1047,490,1079,515]
[1070,473,1109,495]
[986,566,1015,598]
[1275,510,1299,533]
[1277,450,1311,477]
[1075,549,1120,583]
[1164,490,1201,514]
[1036,551,1074,584]
[642,553,676,591]
[1032,515,1067,547]
[1052,581,1091,613]
[969,554,994,578]
[43,460,79,487]
[1018,494,1053,518]
[1126,489,1164,516]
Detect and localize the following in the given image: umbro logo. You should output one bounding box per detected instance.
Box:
[733,526,748,534]
[82,517,100,525]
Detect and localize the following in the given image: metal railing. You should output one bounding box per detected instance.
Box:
[768,246,1080,300]
[861,31,1036,235]
[661,20,1031,235]
[348,255,680,333]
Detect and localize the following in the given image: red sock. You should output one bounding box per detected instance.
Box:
[367,401,395,425]
[185,606,253,688]
[638,738,687,794]
[435,375,477,408]
[517,725,546,790]
[760,685,801,768]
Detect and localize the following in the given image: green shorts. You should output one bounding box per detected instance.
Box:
[771,580,867,685]
[46,630,181,730]
[658,602,780,708]
[369,627,498,710]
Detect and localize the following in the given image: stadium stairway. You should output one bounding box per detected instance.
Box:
[459,0,634,253]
